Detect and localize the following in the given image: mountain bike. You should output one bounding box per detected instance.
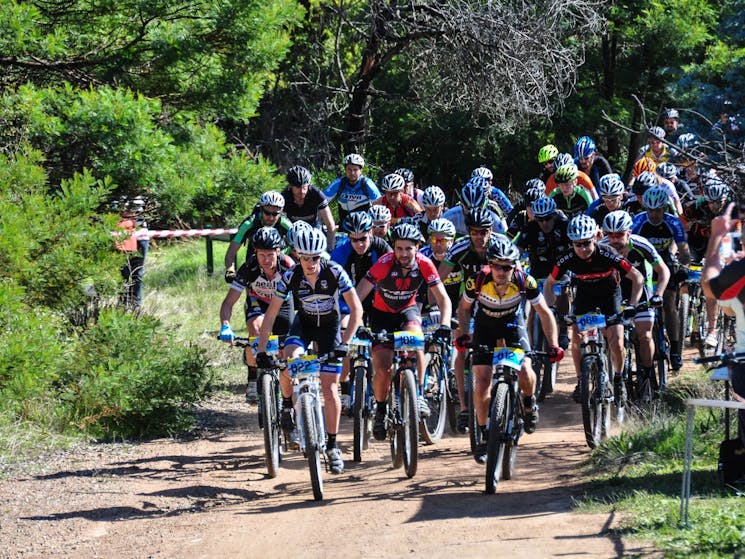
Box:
[285,353,342,501]
[566,311,625,449]
[349,335,374,462]
[420,309,451,444]
[376,330,422,478]
[226,336,284,478]
[625,300,667,406]
[480,345,548,494]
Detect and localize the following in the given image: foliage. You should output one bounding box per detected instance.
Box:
[0,0,303,122]
[59,309,212,439]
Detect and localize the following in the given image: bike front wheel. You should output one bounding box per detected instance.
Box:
[485,382,510,494]
[261,373,281,478]
[420,354,447,444]
[352,365,371,462]
[401,368,419,478]
[300,395,323,501]
[580,355,603,449]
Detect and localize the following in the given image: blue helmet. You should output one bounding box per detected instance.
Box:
[574,136,596,159]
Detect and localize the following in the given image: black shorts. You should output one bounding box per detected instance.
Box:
[244,299,291,335]
[285,315,340,355]
[573,287,622,321]
[472,314,530,366]
[369,306,422,349]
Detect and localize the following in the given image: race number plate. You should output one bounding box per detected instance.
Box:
[394,330,425,351]
[492,347,525,369]
[249,335,280,355]
[576,313,607,333]
[687,265,702,282]
[288,355,321,378]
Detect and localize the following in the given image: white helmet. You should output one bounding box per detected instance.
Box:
[294,227,327,256]
[422,185,446,207]
[286,220,313,250]
[567,214,598,241]
[597,174,625,197]
[343,153,365,167]
[427,218,456,238]
[369,205,392,224]
[259,191,285,209]
[471,166,493,180]
[381,173,406,192]
[602,210,633,233]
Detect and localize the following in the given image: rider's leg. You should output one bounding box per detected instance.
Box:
[455,349,466,410]
[280,342,304,398]
[634,316,655,368]
[705,294,719,342]
[473,364,492,428]
[517,360,537,398]
[606,323,625,376]
[321,372,341,436]
[663,288,682,369]
[371,348,394,404]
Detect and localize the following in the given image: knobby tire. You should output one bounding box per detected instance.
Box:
[420,354,447,444]
[485,382,509,494]
[261,372,280,478]
[301,395,323,501]
[352,366,370,462]
[401,368,419,478]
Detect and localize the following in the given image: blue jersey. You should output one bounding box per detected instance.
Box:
[489,188,514,216]
[631,212,686,264]
[324,176,381,219]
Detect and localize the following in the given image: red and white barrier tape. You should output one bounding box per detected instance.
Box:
[112,228,237,239]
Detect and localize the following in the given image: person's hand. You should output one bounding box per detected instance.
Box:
[649,294,663,308]
[333,343,349,359]
[256,352,275,370]
[219,323,235,343]
[622,306,637,320]
[710,202,736,238]
[455,334,471,352]
[355,326,373,341]
[433,325,452,345]
[547,346,564,363]
[224,267,236,284]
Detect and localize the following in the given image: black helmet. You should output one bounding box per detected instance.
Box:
[394,168,415,183]
[287,165,311,187]
[465,208,493,229]
[252,226,284,250]
[390,223,425,244]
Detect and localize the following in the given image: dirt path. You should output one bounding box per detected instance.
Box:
[0,365,669,559]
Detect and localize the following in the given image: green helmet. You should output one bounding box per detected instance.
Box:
[538,144,559,164]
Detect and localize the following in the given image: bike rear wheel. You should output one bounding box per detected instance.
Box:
[389,383,404,469]
[420,354,447,444]
[261,373,281,478]
[653,315,667,393]
[485,382,509,494]
[401,368,419,478]
[352,365,371,462]
[300,395,323,501]
[678,291,690,348]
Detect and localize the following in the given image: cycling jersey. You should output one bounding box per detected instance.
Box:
[330,235,390,311]
[365,252,441,313]
[637,144,671,164]
[551,244,632,315]
[683,194,737,259]
[546,170,597,198]
[506,209,530,240]
[631,212,687,265]
[579,154,613,189]
[489,187,514,216]
[516,214,572,279]
[586,201,615,226]
[232,209,293,248]
[373,194,422,222]
[598,234,661,300]
[549,187,592,218]
[275,259,353,326]
[324,175,381,221]
[233,254,294,330]
[709,259,745,353]
[440,206,506,236]
[281,186,329,227]
[443,236,493,283]
[419,245,462,310]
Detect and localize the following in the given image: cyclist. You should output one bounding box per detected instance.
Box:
[661,108,684,143]
[324,153,381,223]
[538,144,560,182]
[574,135,613,189]
[506,182,547,240]
[657,162,696,207]
[355,223,453,440]
[636,126,672,164]
[400,185,447,238]
[394,167,424,205]
[419,218,462,313]
[281,165,336,250]
[219,227,295,402]
[442,177,507,236]
[516,196,572,349]
[330,211,391,410]
[224,191,293,280]
[472,166,514,218]
[256,228,364,474]
[631,186,691,371]
[438,208,499,432]
[369,204,393,241]
[587,173,626,225]
[549,163,594,218]
[543,214,644,401]
[546,153,598,200]
[373,173,423,223]
[456,237,564,461]
[601,211,670,393]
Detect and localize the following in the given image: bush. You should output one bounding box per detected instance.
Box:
[59,309,213,439]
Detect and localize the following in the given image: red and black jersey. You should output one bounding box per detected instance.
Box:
[365,252,441,313]
[551,244,632,296]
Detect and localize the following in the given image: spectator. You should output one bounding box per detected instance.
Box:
[116,196,149,309]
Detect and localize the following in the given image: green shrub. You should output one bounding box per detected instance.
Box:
[59,309,213,439]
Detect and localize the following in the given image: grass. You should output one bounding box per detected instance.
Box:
[575,372,745,557]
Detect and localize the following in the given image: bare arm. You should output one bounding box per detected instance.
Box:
[341,288,363,344]
[219,288,242,324]
[533,297,559,347]
[437,260,454,281]
[224,241,242,270]
[456,296,473,339]
[543,275,558,307]
[626,266,644,306]
[702,202,734,298]
[429,282,452,326]
[320,206,336,250]
[356,277,375,303]
[652,260,670,297]
[257,296,284,352]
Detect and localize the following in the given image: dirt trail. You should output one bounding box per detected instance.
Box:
[0,364,671,558]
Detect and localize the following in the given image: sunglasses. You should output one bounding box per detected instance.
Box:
[606,232,626,239]
[349,236,369,243]
[602,195,621,201]
[468,229,490,236]
[299,255,321,262]
[489,262,515,272]
[573,240,593,248]
[535,215,554,222]
[372,223,388,229]
[262,209,281,217]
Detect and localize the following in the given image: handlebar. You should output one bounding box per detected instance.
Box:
[693,351,745,365]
